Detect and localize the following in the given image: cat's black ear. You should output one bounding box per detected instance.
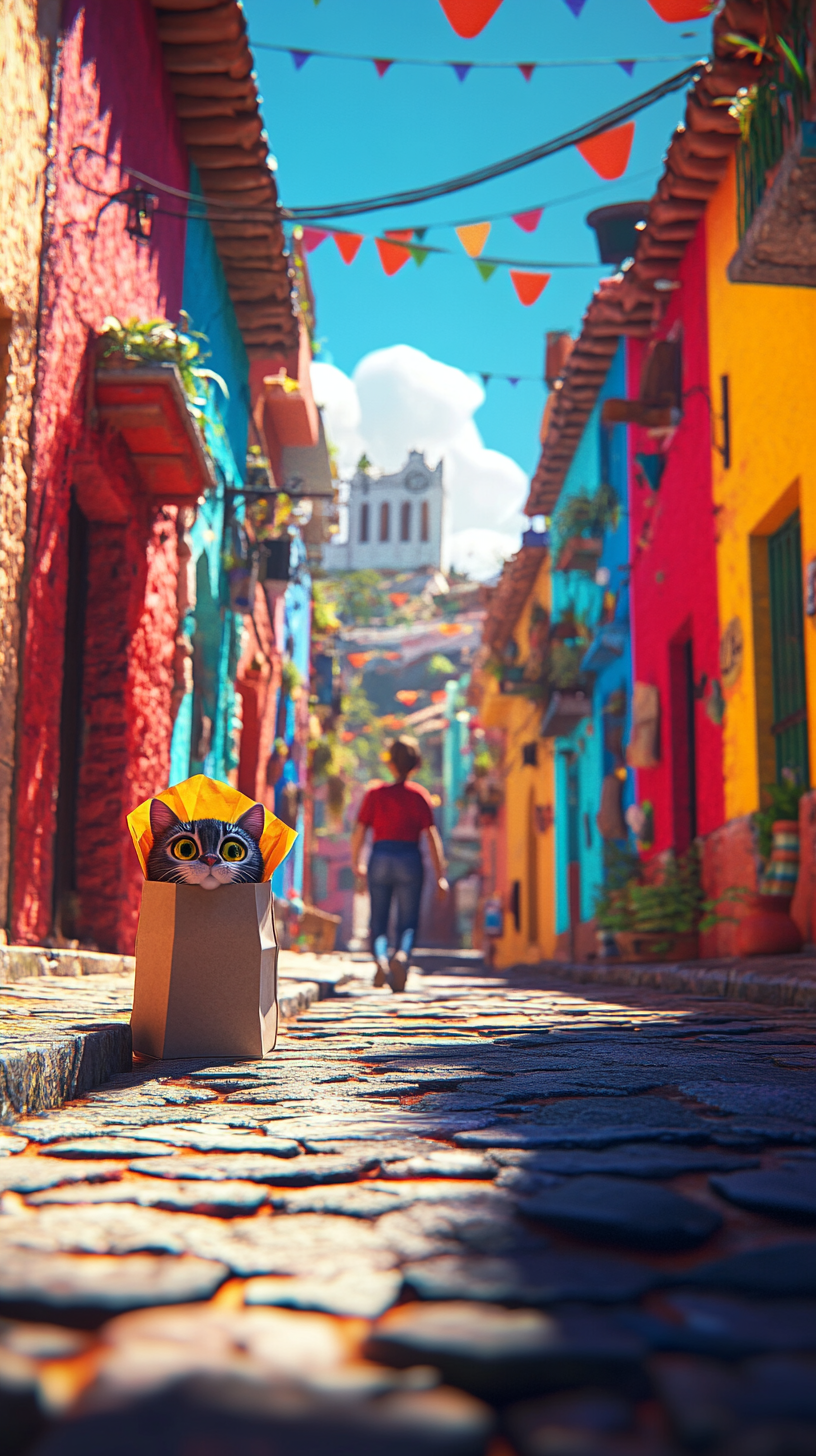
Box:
[149,799,182,836]
[236,802,265,842]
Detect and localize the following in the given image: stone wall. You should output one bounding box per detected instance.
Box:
[699,814,761,957]
[0,0,55,931]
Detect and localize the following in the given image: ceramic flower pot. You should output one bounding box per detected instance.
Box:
[760,820,800,898]
[615,930,699,963]
[736,893,803,957]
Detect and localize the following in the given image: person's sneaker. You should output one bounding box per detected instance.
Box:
[388,949,409,993]
[373,959,389,987]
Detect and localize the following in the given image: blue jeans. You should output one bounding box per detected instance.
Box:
[368,841,424,961]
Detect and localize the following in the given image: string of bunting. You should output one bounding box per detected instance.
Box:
[258,39,702,81]
[307,1,713,37]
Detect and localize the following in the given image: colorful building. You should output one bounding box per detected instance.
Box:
[5,0,313,953]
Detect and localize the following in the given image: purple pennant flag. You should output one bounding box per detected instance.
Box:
[562,0,588,13]
[452,63,472,82]
[291,50,311,70]
[508,377,520,387]
[618,59,636,76]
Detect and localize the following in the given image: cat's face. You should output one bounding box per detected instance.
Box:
[146,800,265,889]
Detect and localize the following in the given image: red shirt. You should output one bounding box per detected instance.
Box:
[357,780,434,844]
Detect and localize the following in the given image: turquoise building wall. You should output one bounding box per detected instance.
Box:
[551,340,633,936]
[170,168,250,788]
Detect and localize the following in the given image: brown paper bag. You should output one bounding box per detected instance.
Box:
[131,881,278,1060]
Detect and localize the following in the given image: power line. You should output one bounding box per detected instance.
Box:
[283,63,703,220]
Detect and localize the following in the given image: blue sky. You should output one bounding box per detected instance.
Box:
[245,0,709,480]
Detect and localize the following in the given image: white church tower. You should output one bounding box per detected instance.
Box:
[323,451,445,573]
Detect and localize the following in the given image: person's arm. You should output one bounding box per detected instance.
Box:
[423,824,449,895]
[350,820,368,884]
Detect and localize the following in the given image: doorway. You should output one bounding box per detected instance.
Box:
[768,508,809,787]
[669,633,697,853]
[53,498,88,940]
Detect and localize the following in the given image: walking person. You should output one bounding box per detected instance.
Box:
[350,736,449,992]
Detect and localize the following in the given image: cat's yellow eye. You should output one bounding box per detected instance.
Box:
[171,837,198,861]
[221,838,247,862]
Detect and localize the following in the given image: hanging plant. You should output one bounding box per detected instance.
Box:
[98,313,228,419]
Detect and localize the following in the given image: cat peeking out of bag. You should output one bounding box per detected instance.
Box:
[146,799,265,888]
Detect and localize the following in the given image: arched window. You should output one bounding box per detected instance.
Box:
[420,500,430,542]
[400,501,411,541]
[359,501,369,542]
[379,500,390,542]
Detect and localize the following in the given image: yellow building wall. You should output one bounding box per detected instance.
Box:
[706,158,816,818]
[480,556,555,967]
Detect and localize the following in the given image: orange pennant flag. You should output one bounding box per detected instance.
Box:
[456,222,491,258]
[510,271,551,306]
[576,121,635,181]
[376,237,412,276]
[334,232,363,264]
[438,0,505,37]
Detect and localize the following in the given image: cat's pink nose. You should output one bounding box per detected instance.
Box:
[202,854,219,867]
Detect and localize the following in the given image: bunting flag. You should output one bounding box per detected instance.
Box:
[438,0,505,38]
[411,246,430,266]
[576,121,635,180]
[375,237,412,276]
[562,0,589,12]
[509,271,551,306]
[647,0,713,17]
[456,222,491,257]
[301,227,329,253]
[265,43,703,79]
[512,208,544,233]
[476,261,496,281]
[385,228,415,242]
[334,231,363,264]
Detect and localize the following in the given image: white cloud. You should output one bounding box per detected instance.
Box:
[311,345,529,556]
[448,528,519,582]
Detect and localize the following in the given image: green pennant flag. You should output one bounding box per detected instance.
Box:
[410,246,430,267]
[476,261,496,282]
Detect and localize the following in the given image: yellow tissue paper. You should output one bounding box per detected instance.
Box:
[127,774,296,883]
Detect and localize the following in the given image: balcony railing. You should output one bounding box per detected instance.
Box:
[735,6,811,242]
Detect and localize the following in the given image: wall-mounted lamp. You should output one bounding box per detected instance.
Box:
[124,190,158,240]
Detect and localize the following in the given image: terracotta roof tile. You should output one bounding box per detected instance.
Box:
[151,0,299,362]
[524,0,777,517]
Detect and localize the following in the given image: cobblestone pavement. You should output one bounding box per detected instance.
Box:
[1,961,816,1455]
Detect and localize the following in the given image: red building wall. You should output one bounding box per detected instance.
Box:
[11,2,189,950]
[627,220,725,859]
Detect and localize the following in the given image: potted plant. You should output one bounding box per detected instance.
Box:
[97,314,227,421]
[553,483,619,574]
[596,846,705,962]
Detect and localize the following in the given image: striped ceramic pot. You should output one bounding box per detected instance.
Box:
[759,820,800,898]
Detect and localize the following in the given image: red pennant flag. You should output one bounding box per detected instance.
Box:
[576,121,635,180]
[373,58,393,77]
[385,229,415,242]
[512,208,543,233]
[301,228,328,253]
[438,0,504,37]
[334,232,363,264]
[647,0,711,17]
[376,237,411,276]
[518,64,535,81]
[510,271,551,306]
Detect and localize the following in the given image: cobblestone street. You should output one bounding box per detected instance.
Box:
[1,957,815,1455]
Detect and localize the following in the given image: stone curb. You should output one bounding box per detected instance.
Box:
[535,957,816,1009]
[0,945,134,982]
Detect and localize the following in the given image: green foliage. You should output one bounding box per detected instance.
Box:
[552,482,619,545]
[312,580,341,634]
[754,776,807,860]
[549,641,586,691]
[595,847,704,934]
[428,653,456,678]
[281,659,303,697]
[98,314,228,419]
